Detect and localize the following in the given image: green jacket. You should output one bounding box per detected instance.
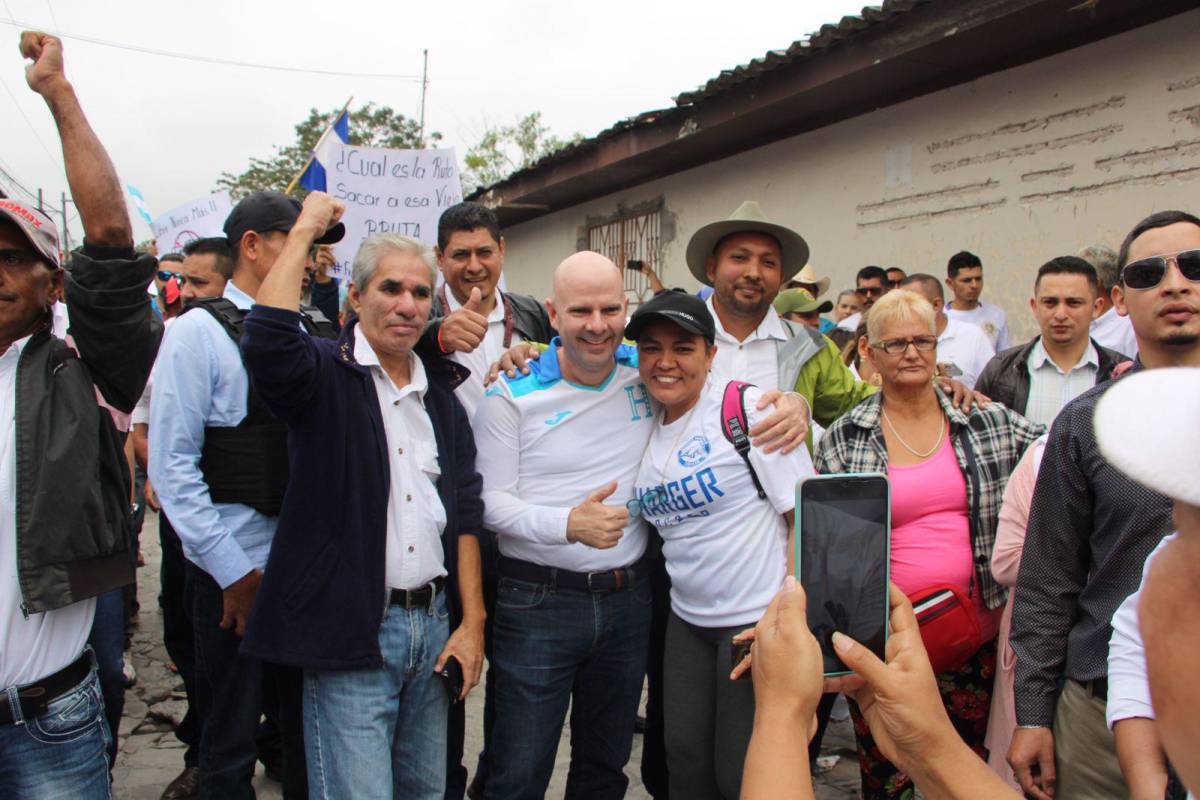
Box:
[775,318,877,449]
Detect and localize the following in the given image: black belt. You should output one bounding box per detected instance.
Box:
[499,555,644,592]
[1084,677,1108,702]
[388,577,445,609]
[0,652,92,726]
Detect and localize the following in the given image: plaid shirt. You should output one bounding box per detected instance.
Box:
[814,388,1044,608]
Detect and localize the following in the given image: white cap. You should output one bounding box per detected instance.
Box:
[1094,367,1200,506]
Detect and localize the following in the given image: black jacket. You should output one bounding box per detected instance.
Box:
[429,289,554,348]
[975,336,1127,417]
[16,244,158,613]
[238,306,484,670]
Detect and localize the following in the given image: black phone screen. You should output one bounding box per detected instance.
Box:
[798,474,890,674]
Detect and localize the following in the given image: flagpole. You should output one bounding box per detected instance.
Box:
[285,95,354,195]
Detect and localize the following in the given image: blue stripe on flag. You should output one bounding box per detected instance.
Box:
[299,109,351,193]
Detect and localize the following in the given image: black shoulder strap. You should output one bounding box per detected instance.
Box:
[299,303,337,340]
[184,297,247,343]
[720,380,768,500]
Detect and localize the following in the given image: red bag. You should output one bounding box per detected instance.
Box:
[909,584,982,674]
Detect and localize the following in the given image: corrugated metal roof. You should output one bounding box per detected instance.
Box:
[471,0,932,196]
[674,0,930,105]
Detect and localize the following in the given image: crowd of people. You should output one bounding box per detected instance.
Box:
[3,29,1200,800]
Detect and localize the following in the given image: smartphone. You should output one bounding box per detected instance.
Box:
[438,655,464,704]
[626,259,645,271]
[795,473,890,676]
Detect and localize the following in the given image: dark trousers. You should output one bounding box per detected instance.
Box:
[640,542,671,799]
[87,588,125,771]
[159,514,201,767]
[486,568,652,800]
[446,532,499,800]
[188,562,307,800]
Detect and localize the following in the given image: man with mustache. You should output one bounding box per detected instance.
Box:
[1007,210,1200,800]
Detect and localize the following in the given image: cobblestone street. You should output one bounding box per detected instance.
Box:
[114,512,860,799]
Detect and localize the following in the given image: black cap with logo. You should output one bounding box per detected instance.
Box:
[624,289,716,345]
[223,191,346,249]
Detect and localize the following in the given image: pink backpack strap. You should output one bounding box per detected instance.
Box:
[720,381,767,500]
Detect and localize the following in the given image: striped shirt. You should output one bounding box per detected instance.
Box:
[1022,339,1099,428]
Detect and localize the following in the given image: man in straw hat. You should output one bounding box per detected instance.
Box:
[784,262,831,299]
[685,201,978,452]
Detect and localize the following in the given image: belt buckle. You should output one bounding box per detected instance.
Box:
[586,572,597,592]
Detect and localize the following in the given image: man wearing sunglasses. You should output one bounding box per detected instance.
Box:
[1008,210,1200,800]
[836,265,890,332]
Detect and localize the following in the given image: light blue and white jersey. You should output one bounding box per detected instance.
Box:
[473,339,654,572]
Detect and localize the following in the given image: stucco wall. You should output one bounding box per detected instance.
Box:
[499,9,1200,343]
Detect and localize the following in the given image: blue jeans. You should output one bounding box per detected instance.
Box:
[0,655,112,799]
[487,573,652,800]
[303,591,451,800]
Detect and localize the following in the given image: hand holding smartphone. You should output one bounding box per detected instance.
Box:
[795,473,890,676]
[438,655,465,704]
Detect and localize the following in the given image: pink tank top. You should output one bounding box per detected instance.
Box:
[888,435,1000,639]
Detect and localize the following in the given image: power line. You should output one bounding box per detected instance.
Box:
[0,69,64,174]
[0,17,423,80]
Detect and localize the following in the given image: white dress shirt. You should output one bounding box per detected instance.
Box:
[444,290,524,420]
[705,296,787,390]
[1023,339,1099,428]
[1090,308,1139,359]
[937,317,995,389]
[1107,534,1172,729]
[355,334,448,591]
[1,336,95,687]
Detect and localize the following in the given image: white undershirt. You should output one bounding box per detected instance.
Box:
[0,335,95,688]
[354,334,448,591]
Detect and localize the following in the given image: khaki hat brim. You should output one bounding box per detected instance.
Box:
[686,219,810,287]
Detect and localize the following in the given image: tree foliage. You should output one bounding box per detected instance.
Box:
[216,103,439,198]
[461,112,583,194]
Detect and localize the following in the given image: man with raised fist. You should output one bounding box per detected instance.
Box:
[1,31,157,798]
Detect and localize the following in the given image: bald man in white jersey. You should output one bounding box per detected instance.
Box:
[473,253,652,798]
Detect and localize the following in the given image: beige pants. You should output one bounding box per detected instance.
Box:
[1053,679,1128,800]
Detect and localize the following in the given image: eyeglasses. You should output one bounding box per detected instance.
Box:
[1121,249,1200,290]
[626,487,670,519]
[870,335,938,355]
[856,286,886,297]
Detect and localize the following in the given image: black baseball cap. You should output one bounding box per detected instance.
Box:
[223,191,345,249]
[624,289,716,345]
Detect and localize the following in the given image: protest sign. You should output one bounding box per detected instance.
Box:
[152,191,233,256]
[324,143,463,281]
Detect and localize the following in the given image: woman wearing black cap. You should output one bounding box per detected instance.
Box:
[624,291,817,799]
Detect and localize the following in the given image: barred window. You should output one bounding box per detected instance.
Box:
[586,206,662,307]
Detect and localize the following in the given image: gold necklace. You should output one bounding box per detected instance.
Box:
[880,406,945,459]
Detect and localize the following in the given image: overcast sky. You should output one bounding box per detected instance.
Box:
[2,0,865,242]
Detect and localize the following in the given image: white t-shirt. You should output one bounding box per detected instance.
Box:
[444,290,525,420]
[1,336,95,687]
[355,336,447,591]
[1090,308,1138,360]
[945,302,1010,351]
[474,341,653,572]
[937,317,995,389]
[633,380,814,628]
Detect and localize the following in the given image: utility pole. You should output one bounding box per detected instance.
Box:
[37,188,43,212]
[60,192,71,252]
[419,49,429,146]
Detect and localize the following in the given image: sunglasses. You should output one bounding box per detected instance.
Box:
[870,335,938,355]
[156,270,180,282]
[1121,249,1200,290]
[626,487,670,519]
[856,286,886,297]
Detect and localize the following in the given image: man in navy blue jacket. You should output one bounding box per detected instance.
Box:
[239,192,486,800]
